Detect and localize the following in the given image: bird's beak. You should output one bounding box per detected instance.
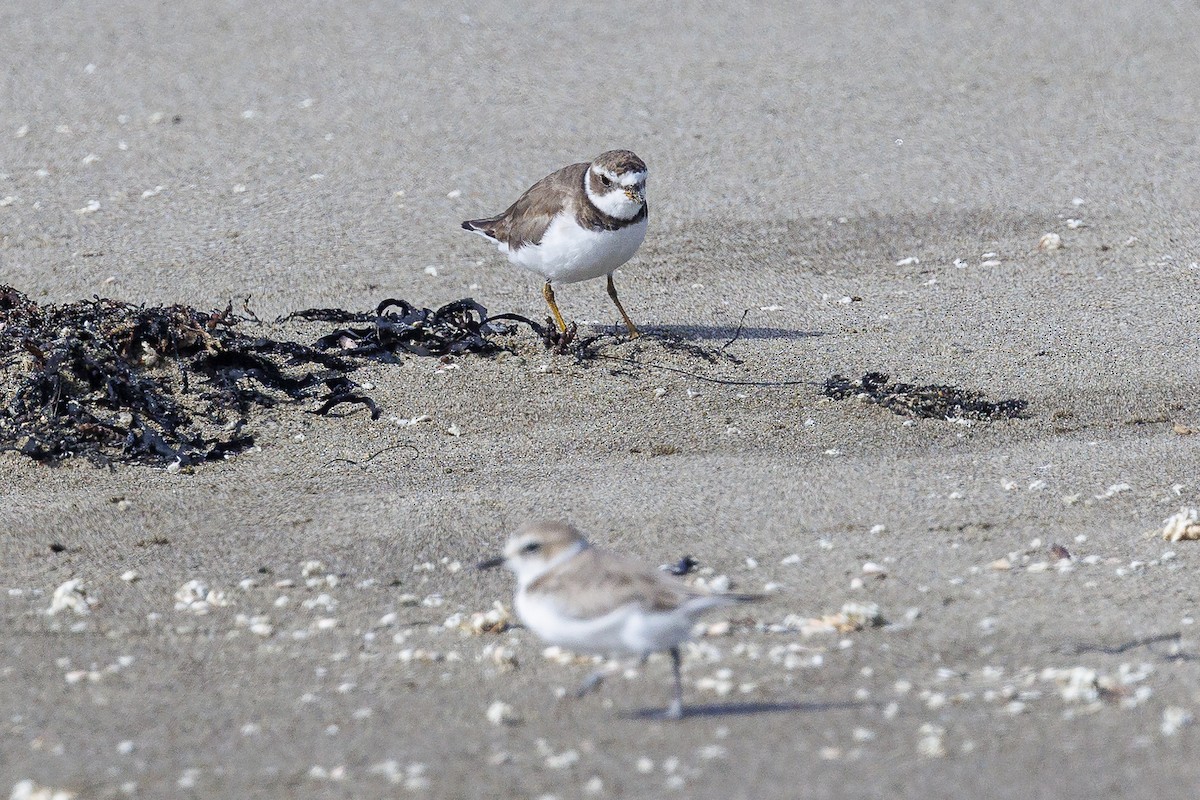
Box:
[476,555,506,571]
[624,187,644,205]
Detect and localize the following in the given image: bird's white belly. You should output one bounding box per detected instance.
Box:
[503,214,647,284]
[515,592,695,656]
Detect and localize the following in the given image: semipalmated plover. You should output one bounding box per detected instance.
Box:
[462,150,648,338]
[477,520,759,719]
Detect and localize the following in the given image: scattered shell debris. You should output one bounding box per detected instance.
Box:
[766,602,884,635]
[174,580,232,614]
[1162,507,1200,541]
[9,781,75,800]
[1041,663,1155,707]
[445,602,513,635]
[368,761,429,789]
[63,654,134,684]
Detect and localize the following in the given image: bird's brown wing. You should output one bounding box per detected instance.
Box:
[462,162,588,250]
[525,546,718,619]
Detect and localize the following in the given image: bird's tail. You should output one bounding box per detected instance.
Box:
[461,216,502,240]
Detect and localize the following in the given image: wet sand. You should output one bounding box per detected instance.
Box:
[2,1,1200,797]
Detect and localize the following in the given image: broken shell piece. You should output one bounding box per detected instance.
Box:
[47,579,91,615]
[1038,232,1063,251]
[300,560,326,577]
[1162,706,1194,736]
[917,723,947,757]
[703,620,732,637]
[989,557,1012,571]
[1095,483,1132,500]
[840,601,884,629]
[486,700,522,726]
[1162,507,1200,542]
[861,562,887,579]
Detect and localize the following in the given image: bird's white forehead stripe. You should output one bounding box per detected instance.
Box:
[593,167,647,187]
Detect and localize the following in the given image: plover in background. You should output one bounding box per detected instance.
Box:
[461,150,648,338]
[477,520,760,719]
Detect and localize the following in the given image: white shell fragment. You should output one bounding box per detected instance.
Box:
[917,723,947,757]
[1095,483,1132,500]
[1162,507,1200,541]
[1162,706,1194,736]
[47,579,91,615]
[485,700,522,726]
[861,562,887,579]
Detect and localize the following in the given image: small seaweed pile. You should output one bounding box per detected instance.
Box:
[0,288,523,467]
[823,372,1028,420]
[284,298,536,361]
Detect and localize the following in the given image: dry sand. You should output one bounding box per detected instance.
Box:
[3,1,1200,797]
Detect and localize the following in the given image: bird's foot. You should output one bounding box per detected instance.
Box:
[542,319,577,353]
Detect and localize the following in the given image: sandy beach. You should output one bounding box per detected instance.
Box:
[3,1,1200,797]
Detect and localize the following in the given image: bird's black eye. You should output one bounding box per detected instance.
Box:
[521,541,541,554]
[599,174,612,188]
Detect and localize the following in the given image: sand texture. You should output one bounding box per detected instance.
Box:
[2,1,1200,797]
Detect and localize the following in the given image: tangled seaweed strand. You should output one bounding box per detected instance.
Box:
[823,372,1028,420]
[285,298,540,361]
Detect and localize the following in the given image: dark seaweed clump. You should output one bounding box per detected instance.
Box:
[0,288,528,468]
[823,372,1028,420]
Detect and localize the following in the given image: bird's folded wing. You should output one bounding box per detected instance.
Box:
[489,162,588,250]
[526,547,714,619]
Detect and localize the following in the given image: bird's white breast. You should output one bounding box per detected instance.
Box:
[515,590,633,653]
[514,589,719,656]
[503,214,647,284]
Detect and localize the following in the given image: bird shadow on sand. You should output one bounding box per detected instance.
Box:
[643,324,827,343]
[621,698,869,721]
[585,323,826,345]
